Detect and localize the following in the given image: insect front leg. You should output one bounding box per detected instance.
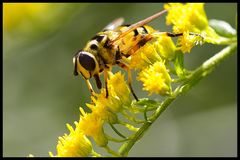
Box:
[85,79,95,97]
[117,61,139,101]
[103,67,110,98]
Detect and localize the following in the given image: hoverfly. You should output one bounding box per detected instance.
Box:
[73,9,186,101]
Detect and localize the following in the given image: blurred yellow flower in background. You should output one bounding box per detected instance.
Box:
[3,3,82,43]
[3,3,83,58]
[3,3,50,32]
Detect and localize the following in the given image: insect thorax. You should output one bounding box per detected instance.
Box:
[83,33,117,72]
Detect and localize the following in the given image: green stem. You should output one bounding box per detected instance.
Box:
[109,122,127,139]
[104,146,120,157]
[106,134,129,142]
[118,43,237,156]
[91,150,102,157]
[119,120,139,132]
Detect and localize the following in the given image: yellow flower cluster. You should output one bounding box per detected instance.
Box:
[164,3,208,53]
[129,3,213,95]
[138,61,172,96]
[164,3,227,52]
[50,72,132,156]
[165,3,208,34]
[129,36,174,96]
[49,124,93,157]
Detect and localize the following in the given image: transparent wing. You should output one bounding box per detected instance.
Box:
[102,17,125,31]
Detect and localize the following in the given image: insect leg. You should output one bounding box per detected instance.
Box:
[94,74,102,89]
[117,61,139,101]
[127,69,139,101]
[157,32,204,40]
[85,79,95,97]
[104,68,109,98]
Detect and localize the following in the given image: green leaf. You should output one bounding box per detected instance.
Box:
[135,98,159,107]
[174,50,185,78]
[209,19,236,38]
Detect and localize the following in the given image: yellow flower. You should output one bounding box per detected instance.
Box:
[78,108,108,147]
[187,3,208,31]
[49,123,92,157]
[164,3,208,33]
[153,34,176,60]
[84,72,131,125]
[177,31,203,53]
[164,3,208,53]
[129,34,176,69]
[138,61,172,96]
[49,71,133,157]
[165,3,190,33]
[108,72,131,106]
[129,43,162,70]
[87,95,119,124]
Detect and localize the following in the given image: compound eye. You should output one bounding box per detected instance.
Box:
[79,51,96,71]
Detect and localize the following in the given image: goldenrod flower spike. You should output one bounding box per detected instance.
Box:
[138,61,172,96]
[164,3,208,34]
[164,3,210,53]
[164,3,233,53]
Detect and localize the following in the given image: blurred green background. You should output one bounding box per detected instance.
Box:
[3,3,237,157]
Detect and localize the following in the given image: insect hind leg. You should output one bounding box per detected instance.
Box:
[127,69,139,101]
[103,69,109,98]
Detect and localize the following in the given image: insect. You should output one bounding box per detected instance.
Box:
[73,9,195,101]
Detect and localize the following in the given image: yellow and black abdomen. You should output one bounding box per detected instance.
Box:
[114,25,156,57]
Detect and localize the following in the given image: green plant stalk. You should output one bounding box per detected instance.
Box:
[119,43,237,156]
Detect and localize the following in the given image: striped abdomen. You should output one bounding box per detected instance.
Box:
[114,25,155,57]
